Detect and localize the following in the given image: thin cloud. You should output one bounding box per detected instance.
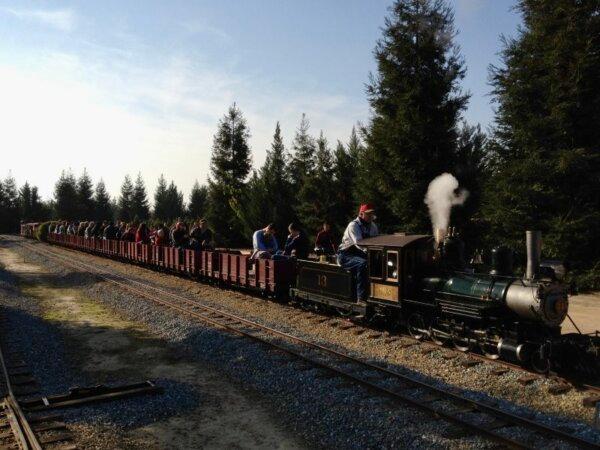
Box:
[3,7,75,32]
[182,19,232,43]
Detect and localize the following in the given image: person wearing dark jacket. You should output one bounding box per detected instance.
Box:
[283,223,309,259]
[103,222,117,240]
[120,224,136,242]
[189,219,212,250]
[171,222,188,248]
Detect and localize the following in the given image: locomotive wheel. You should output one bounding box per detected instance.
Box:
[479,340,500,360]
[336,307,354,317]
[531,348,551,374]
[452,330,472,352]
[407,313,427,341]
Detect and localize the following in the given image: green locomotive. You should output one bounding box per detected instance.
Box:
[292,230,575,373]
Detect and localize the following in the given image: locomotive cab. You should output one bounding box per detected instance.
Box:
[359,234,433,308]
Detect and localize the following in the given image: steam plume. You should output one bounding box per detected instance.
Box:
[424,173,469,241]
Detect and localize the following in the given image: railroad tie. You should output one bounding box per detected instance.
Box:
[38,432,72,445]
[460,359,481,368]
[517,375,539,386]
[420,346,437,355]
[582,395,600,407]
[481,418,510,431]
[397,341,419,349]
[547,384,571,395]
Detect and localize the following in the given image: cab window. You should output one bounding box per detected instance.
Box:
[369,250,383,279]
[386,251,398,281]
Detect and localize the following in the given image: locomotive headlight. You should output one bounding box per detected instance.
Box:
[553,297,568,316]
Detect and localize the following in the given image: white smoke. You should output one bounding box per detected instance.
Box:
[424,173,469,240]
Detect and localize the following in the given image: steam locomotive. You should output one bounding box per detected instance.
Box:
[21,223,598,379]
[293,230,591,375]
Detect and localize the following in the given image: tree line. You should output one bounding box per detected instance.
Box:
[2,0,598,289]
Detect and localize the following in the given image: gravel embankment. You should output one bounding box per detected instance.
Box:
[10,237,600,447]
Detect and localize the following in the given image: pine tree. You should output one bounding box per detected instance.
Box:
[187,181,208,220]
[347,126,364,162]
[165,181,185,222]
[77,169,95,220]
[359,0,469,233]
[258,122,296,235]
[94,180,113,222]
[485,0,600,286]
[237,170,270,238]
[19,182,33,222]
[29,186,48,222]
[0,174,20,232]
[53,170,79,221]
[289,114,316,191]
[153,175,169,222]
[454,122,487,254]
[131,173,150,221]
[207,104,252,246]
[118,175,134,222]
[297,131,336,233]
[332,135,360,234]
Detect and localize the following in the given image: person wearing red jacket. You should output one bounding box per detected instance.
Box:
[314,222,337,255]
[135,223,150,244]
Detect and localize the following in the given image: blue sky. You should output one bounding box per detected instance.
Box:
[0,0,521,201]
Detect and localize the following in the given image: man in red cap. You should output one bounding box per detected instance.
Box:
[337,203,379,302]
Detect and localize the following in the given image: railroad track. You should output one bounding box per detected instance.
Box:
[16,238,600,449]
[13,235,600,396]
[0,315,75,449]
[0,334,41,450]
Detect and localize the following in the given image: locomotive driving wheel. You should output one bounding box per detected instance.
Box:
[451,325,473,352]
[429,319,450,346]
[531,346,551,374]
[407,313,427,341]
[479,331,501,359]
[479,340,500,359]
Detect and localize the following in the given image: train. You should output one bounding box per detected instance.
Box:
[19,222,599,380]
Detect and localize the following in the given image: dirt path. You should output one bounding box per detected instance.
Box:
[0,245,307,449]
[562,292,600,335]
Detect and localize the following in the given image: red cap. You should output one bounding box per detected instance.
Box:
[359,203,375,214]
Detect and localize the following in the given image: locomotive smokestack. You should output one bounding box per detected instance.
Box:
[526,230,541,280]
[434,228,447,244]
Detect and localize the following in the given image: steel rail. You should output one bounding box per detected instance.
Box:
[20,239,600,449]
[0,317,43,450]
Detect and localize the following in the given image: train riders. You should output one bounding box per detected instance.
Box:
[315,221,337,255]
[282,222,309,259]
[171,221,188,248]
[189,219,213,250]
[251,223,278,259]
[337,203,379,302]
